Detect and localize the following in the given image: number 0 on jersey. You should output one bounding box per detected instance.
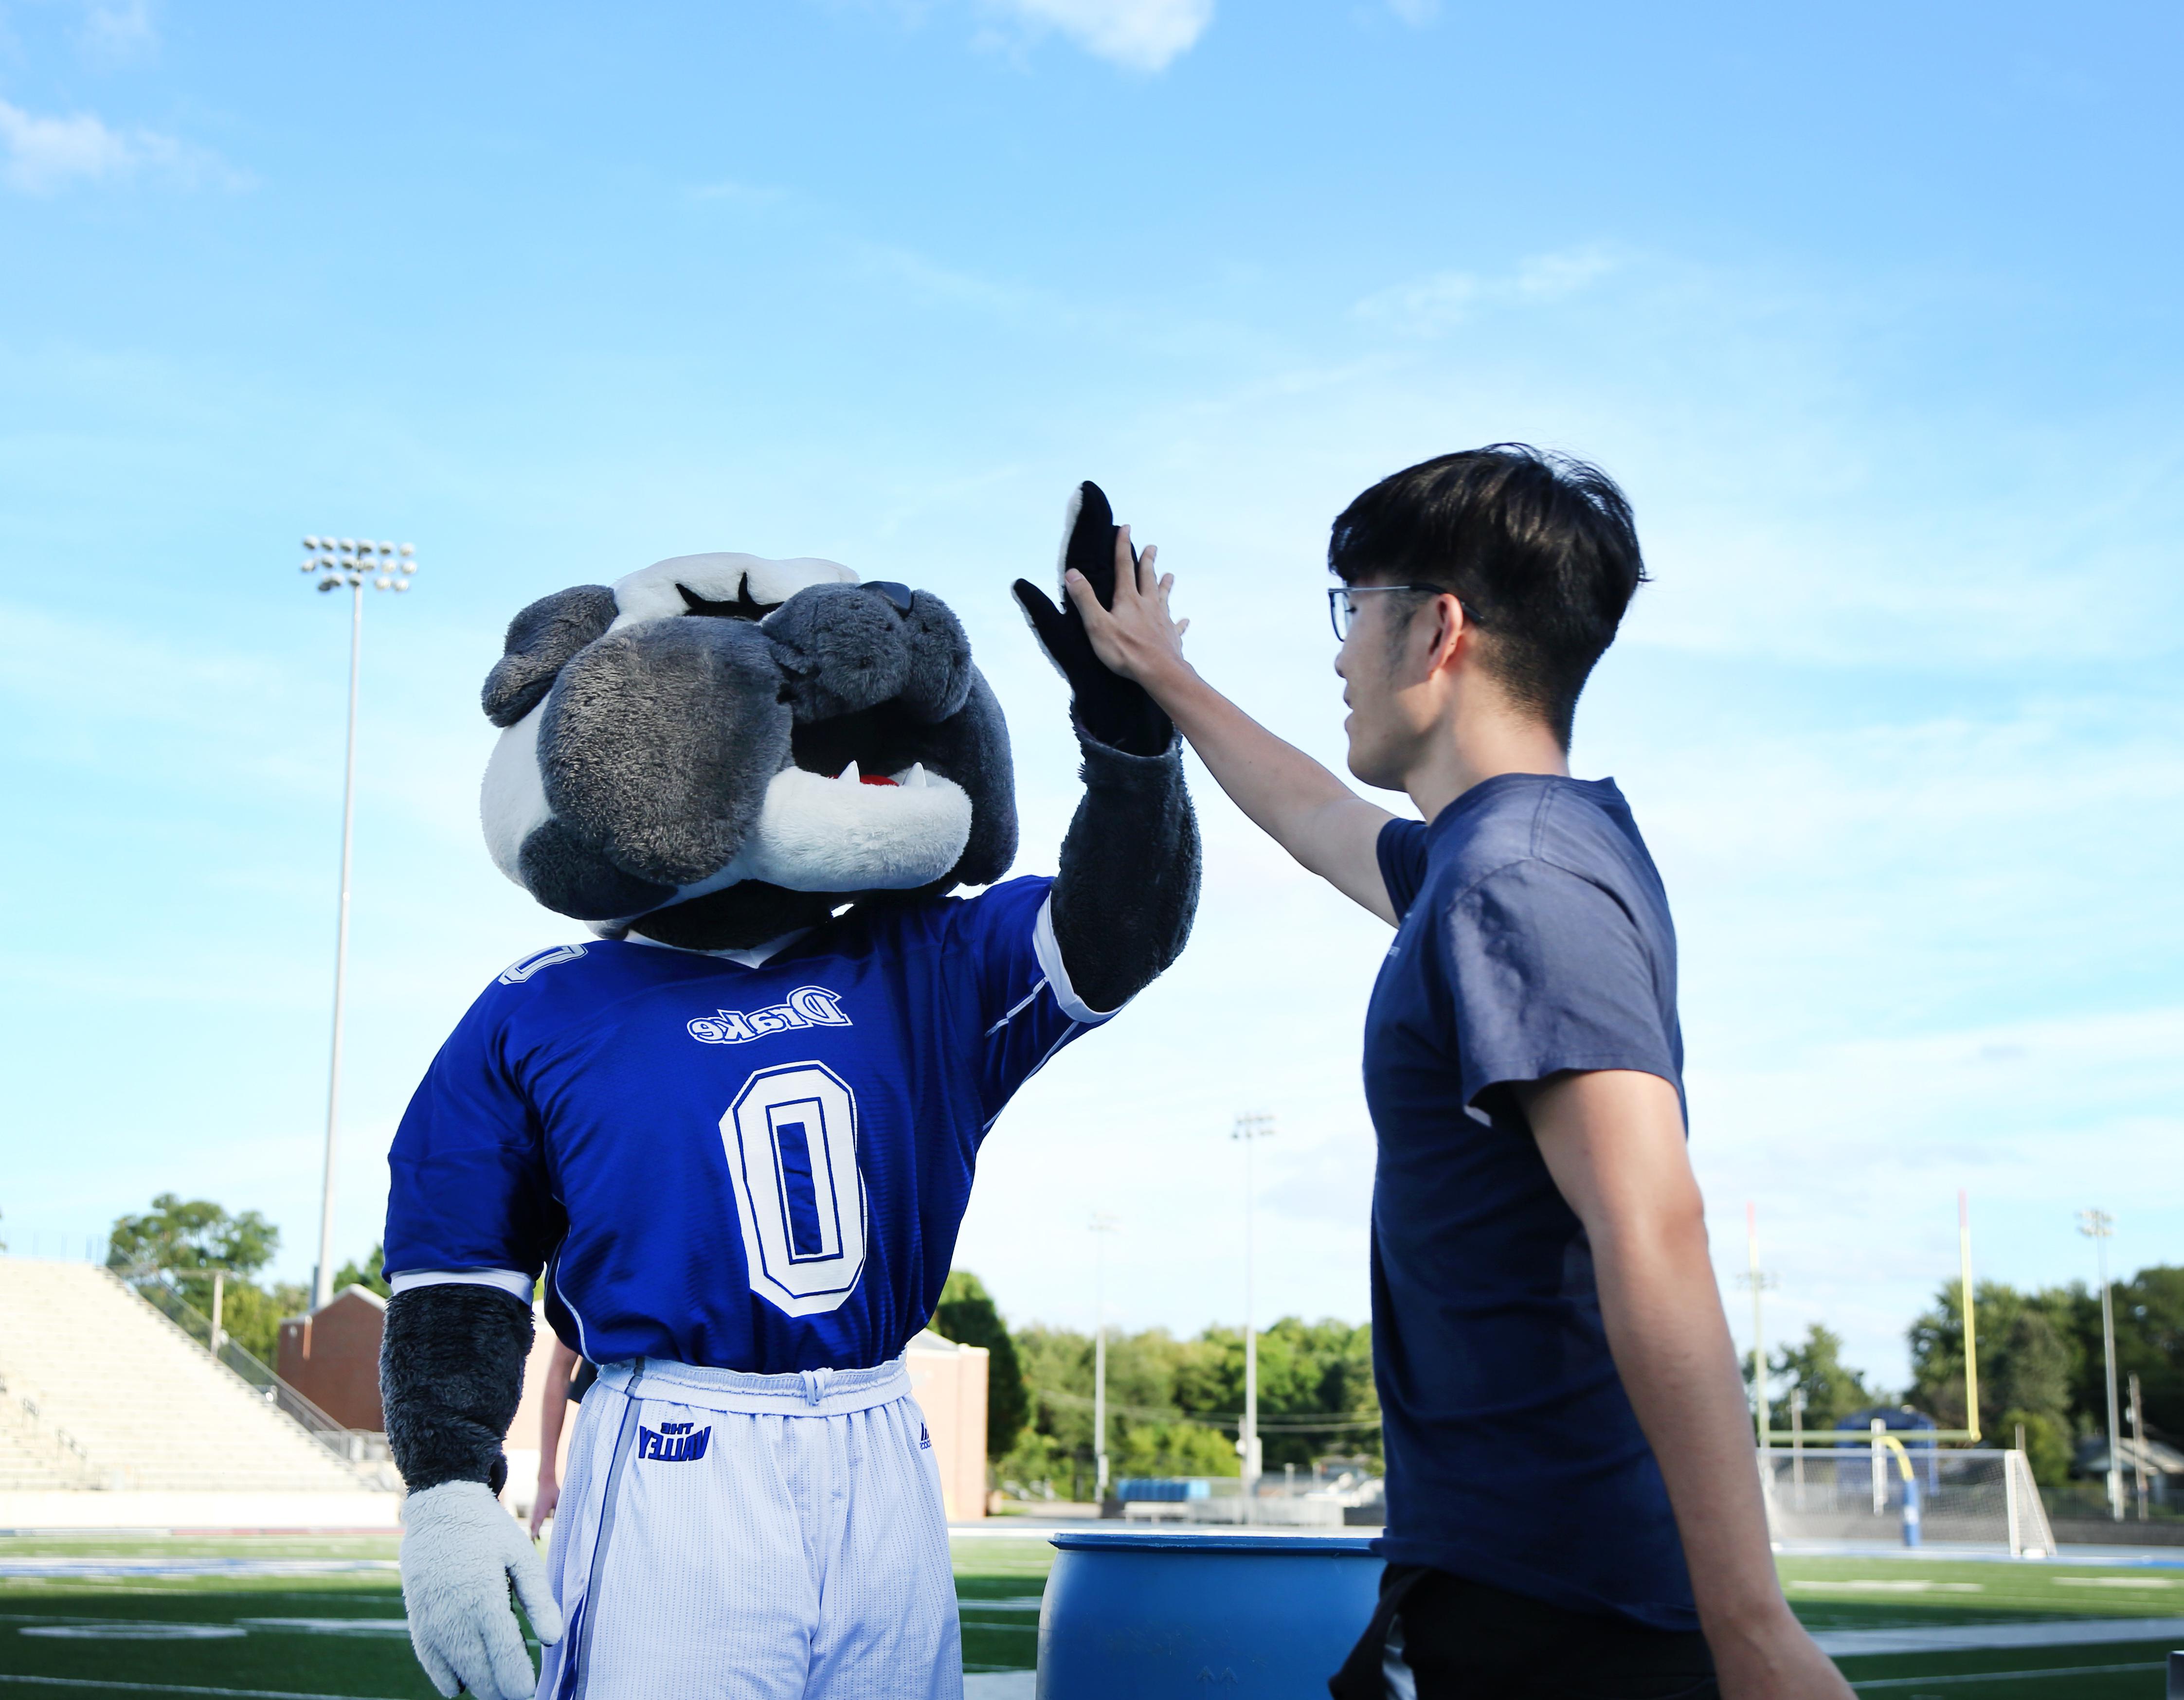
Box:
[721,1061,868,1316]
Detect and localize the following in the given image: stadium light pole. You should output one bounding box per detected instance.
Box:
[2078,1208,2123,1521]
[1738,1202,1777,1451]
[1233,1112,1275,1514]
[299,536,418,1312]
[1091,1213,1120,1499]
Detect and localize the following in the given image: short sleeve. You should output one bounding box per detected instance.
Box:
[940,875,1112,1126]
[1378,819,1431,919]
[1439,860,1679,1115]
[382,988,560,1283]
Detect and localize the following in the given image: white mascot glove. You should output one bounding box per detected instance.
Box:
[400,1480,565,1699]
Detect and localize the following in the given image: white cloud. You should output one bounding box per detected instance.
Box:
[80,0,158,60]
[0,98,226,195]
[984,0,1214,71]
[1354,244,1623,334]
[1387,0,1439,23]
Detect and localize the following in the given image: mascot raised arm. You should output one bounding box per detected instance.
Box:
[378,484,1197,1700]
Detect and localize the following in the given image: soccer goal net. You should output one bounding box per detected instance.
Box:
[1758,1446,2054,1556]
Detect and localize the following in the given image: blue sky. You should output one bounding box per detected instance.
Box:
[2,0,2178,1392]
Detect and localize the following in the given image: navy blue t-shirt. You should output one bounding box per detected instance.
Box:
[382,876,1107,1373]
[1367,774,1695,1630]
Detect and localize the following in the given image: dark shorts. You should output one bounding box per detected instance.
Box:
[1328,1565,1718,1700]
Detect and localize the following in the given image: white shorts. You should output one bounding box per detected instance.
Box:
[536,1357,960,1700]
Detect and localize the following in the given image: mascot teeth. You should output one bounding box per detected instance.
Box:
[726,763,974,892]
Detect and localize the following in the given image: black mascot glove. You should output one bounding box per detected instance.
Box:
[1012,481,1174,758]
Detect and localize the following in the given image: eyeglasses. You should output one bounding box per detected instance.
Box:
[1327,584,1469,642]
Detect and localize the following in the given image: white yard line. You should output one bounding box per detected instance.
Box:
[0,1676,411,1700]
[1849,1662,2164,1690]
[1816,1615,2184,1656]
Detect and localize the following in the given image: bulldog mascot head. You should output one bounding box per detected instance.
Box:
[477,553,1019,951]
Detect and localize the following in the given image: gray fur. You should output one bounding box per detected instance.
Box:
[538,617,792,888]
[517,818,679,921]
[1050,727,1200,1013]
[633,667,1020,951]
[939,670,1015,886]
[482,586,618,729]
[764,583,973,726]
[380,1285,533,1494]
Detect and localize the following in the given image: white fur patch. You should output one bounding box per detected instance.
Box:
[609,552,856,631]
[479,702,552,886]
[713,765,972,894]
[398,1481,561,1700]
[1054,483,1085,588]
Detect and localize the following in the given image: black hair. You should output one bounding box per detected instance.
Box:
[1328,444,1646,749]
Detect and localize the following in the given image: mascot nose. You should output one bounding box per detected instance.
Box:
[862,580,916,614]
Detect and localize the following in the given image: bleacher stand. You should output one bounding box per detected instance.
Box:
[0,1257,366,1492]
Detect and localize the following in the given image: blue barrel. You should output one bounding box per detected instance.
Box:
[1036,1529,1382,1699]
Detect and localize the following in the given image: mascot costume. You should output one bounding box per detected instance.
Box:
[377,484,1198,1700]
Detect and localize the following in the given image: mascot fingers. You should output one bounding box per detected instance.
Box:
[399,1481,562,1700]
[1014,480,1173,757]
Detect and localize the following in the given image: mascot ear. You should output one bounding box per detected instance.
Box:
[482,586,619,728]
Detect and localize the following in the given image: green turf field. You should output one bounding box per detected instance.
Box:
[1,1534,2179,1696]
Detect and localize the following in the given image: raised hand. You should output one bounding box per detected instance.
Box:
[1061,527,1188,694]
[1013,481,1178,757]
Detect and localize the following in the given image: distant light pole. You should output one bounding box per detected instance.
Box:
[1091,1214,1120,1499]
[2078,1208,2122,1521]
[1738,1202,1777,1451]
[2128,1373,2148,1521]
[299,536,417,1312]
[1233,1112,1275,1514]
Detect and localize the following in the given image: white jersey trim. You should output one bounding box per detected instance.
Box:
[1032,894,1120,1025]
[387,1268,535,1302]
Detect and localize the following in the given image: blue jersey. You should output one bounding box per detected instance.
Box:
[383,876,1106,1373]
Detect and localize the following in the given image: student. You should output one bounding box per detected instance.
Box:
[1044,448,1850,1699]
[527,1338,595,1540]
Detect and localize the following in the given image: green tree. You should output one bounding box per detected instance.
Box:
[1908,1279,2084,1436]
[1763,1324,1877,1428]
[2001,1407,2074,1486]
[108,1195,279,1314]
[930,1269,1029,1458]
[994,1313,1381,1500]
[2112,1267,2184,1437]
[216,1277,312,1366]
[1995,1309,2071,1422]
[333,1243,392,1299]
[105,1195,307,1367]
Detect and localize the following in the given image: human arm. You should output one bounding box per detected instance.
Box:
[1017,508,1396,924]
[1012,482,1201,1011]
[1521,1071,1853,1700]
[1015,483,1394,925]
[529,1336,581,1538]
